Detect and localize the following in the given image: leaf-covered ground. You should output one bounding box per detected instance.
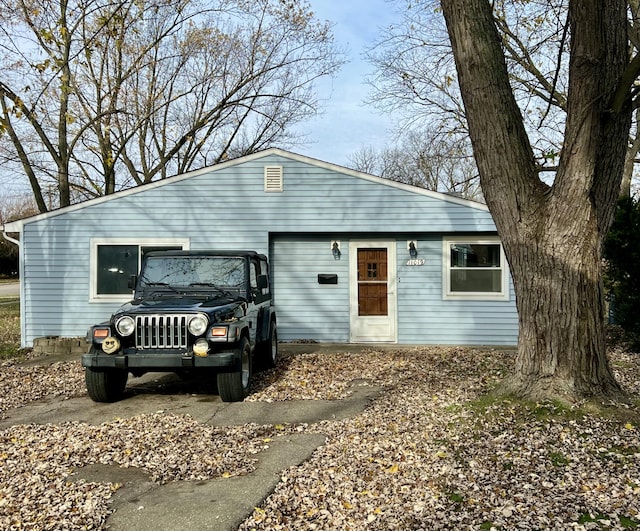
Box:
[1,346,639,530]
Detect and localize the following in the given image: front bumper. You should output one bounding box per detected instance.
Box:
[81,349,236,370]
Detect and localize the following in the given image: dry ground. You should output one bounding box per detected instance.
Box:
[1,346,639,530]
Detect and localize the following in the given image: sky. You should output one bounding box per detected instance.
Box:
[293,0,401,167]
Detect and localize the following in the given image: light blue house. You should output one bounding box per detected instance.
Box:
[2,149,518,348]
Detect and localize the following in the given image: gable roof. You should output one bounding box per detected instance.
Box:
[1,148,487,233]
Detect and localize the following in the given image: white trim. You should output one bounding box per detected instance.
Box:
[442,236,509,301]
[2,148,489,232]
[90,238,190,303]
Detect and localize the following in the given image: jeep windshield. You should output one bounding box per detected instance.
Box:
[138,256,246,295]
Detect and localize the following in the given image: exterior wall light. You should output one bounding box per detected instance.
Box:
[408,240,418,258]
[331,240,341,260]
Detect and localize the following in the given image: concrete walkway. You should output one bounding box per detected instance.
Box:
[0,281,19,298]
[5,350,383,531]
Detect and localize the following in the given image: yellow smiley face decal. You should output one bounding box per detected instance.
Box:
[102,337,121,354]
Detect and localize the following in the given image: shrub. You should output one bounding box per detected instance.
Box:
[604,196,640,350]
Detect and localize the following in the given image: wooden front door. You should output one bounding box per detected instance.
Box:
[357,248,388,316]
[349,241,397,342]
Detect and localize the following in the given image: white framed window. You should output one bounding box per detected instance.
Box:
[442,236,509,301]
[90,238,190,302]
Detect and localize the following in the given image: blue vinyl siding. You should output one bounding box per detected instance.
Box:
[395,237,517,345]
[15,149,517,346]
[271,237,350,343]
[271,235,517,346]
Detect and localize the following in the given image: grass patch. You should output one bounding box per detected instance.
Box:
[468,392,591,425]
[548,451,570,467]
[0,300,21,360]
[446,491,465,504]
[578,513,609,526]
[621,515,640,528]
[578,513,639,529]
[609,445,640,456]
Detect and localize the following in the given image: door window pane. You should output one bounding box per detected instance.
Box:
[358,283,388,315]
[357,248,388,315]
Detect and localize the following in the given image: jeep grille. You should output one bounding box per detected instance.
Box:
[135,314,190,349]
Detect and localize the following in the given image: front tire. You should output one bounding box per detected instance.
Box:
[259,322,278,370]
[217,337,252,402]
[85,367,128,403]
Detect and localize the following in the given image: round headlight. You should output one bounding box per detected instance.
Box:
[188,314,208,336]
[115,316,135,336]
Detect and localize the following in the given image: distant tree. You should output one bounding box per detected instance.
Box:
[440,0,634,401]
[0,194,37,276]
[348,129,482,200]
[0,0,343,211]
[0,239,17,278]
[366,0,640,197]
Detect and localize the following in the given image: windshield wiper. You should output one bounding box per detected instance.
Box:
[188,282,234,297]
[141,281,181,295]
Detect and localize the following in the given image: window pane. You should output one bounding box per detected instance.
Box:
[451,270,502,293]
[451,244,501,268]
[250,262,258,289]
[97,245,138,294]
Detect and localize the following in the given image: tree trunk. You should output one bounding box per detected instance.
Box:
[440,0,631,402]
[506,218,620,399]
[620,115,640,199]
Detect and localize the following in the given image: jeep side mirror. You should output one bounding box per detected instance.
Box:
[257,274,268,290]
[128,275,138,290]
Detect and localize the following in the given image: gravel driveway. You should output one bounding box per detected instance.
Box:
[1,345,639,530]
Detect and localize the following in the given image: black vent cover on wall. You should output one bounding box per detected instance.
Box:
[318,274,338,285]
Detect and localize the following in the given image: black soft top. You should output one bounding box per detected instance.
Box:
[144,250,267,261]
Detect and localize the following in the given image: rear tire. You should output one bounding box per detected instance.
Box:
[217,337,252,402]
[85,367,128,403]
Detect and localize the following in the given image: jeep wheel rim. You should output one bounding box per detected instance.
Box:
[241,343,250,389]
[270,332,277,364]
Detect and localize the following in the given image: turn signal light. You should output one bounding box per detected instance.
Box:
[93,328,109,339]
[210,327,228,338]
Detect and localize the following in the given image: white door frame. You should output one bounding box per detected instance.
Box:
[349,240,397,343]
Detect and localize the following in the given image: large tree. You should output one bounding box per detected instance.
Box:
[0,0,342,210]
[440,0,634,400]
[366,1,640,198]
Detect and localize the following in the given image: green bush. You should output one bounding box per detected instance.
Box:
[604,196,640,350]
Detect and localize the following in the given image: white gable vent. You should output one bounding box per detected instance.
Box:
[264,165,283,192]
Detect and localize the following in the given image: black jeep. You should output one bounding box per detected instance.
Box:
[82,250,277,403]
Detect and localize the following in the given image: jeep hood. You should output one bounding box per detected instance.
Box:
[114,296,247,321]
